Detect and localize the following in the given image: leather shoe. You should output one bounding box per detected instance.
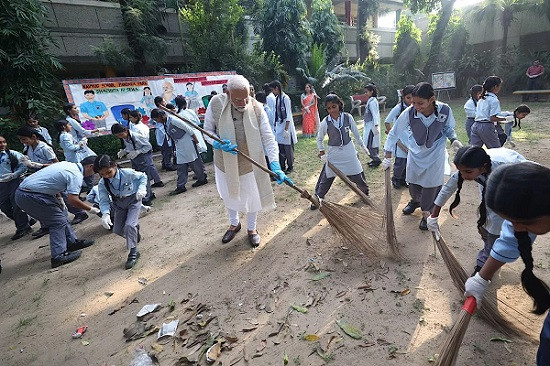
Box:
[51,250,81,268]
[151,181,165,188]
[169,187,187,195]
[32,227,49,239]
[402,200,420,215]
[222,222,241,243]
[419,217,428,231]
[248,232,261,247]
[11,227,33,240]
[125,251,140,269]
[67,239,94,252]
[191,179,208,188]
[70,213,89,225]
[29,218,37,227]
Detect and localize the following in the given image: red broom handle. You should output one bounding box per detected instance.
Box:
[462,297,477,315]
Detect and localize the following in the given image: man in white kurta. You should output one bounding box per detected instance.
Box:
[204,76,290,247]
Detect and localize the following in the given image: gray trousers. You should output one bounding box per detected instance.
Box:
[15,189,76,258]
[465,117,475,144]
[160,139,174,169]
[177,157,206,189]
[112,195,141,250]
[366,131,381,163]
[278,142,294,171]
[393,157,407,181]
[315,165,369,199]
[0,178,30,231]
[131,151,160,201]
[408,183,441,212]
[470,122,501,148]
[477,227,500,268]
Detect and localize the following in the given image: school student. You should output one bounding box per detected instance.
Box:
[0,135,35,240]
[464,84,482,144]
[63,103,99,140]
[111,123,160,205]
[464,162,550,365]
[128,110,151,139]
[470,76,508,149]
[382,82,462,230]
[384,85,414,188]
[26,115,52,145]
[312,94,370,210]
[269,80,297,173]
[427,146,526,273]
[362,83,382,167]
[152,108,176,171]
[496,104,531,147]
[151,109,207,195]
[175,95,208,154]
[15,156,99,268]
[94,155,147,269]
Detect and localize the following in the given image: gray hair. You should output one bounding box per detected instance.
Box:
[227,75,250,93]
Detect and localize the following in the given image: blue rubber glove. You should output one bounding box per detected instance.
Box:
[269,161,294,185]
[212,139,238,155]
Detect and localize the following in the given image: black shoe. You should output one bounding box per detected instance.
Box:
[70,213,89,225]
[285,168,293,173]
[150,192,157,200]
[32,227,50,239]
[125,251,140,269]
[11,227,33,240]
[192,175,198,180]
[51,250,81,268]
[399,179,409,188]
[151,181,165,188]
[419,217,428,231]
[67,239,94,252]
[368,160,381,168]
[222,223,241,243]
[169,187,187,195]
[392,179,401,189]
[191,179,208,188]
[471,265,482,277]
[310,203,318,210]
[28,218,37,227]
[248,232,261,248]
[402,200,420,215]
[142,199,153,206]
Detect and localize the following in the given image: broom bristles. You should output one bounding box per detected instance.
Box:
[435,297,477,366]
[433,233,529,337]
[384,169,402,259]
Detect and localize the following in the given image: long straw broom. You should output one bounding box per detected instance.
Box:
[431,232,530,337]
[159,106,384,256]
[435,296,477,366]
[326,161,379,211]
[383,169,402,259]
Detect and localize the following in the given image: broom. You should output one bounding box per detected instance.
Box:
[326,161,379,211]
[431,232,529,337]
[435,296,477,366]
[384,169,401,259]
[159,106,385,256]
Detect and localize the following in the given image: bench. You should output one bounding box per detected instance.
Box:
[350,95,387,115]
[512,90,550,102]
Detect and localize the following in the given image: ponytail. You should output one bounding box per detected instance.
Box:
[480,76,502,99]
[477,182,488,229]
[514,231,550,314]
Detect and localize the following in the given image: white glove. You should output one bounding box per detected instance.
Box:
[381,157,392,170]
[117,149,127,159]
[464,273,491,308]
[320,154,327,163]
[505,115,515,122]
[136,190,146,201]
[283,129,290,139]
[127,151,140,160]
[426,216,439,233]
[451,139,463,153]
[89,206,101,215]
[101,213,113,229]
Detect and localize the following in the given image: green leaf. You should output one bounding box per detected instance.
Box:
[336,320,362,339]
[291,304,308,313]
[311,272,331,281]
[283,351,289,365]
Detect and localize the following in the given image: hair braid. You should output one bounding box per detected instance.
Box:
[449,173,464,217]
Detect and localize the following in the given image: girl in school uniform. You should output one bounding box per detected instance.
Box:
[384,84,414,188]
[94,155,147,269]
[312,94,370,210]
[382,82,462,231]
[362,83,382,167]
[111,123,162,206]
[26,115,52,145]
[128,110,151,139]
[269,80,298,173]
[463,84,482,144]
[495,104,530,147]
[0,135,34,240]
[427,146,526,274]
[57,120,96,165]
[464,162,550,365]
[470,76,508,149]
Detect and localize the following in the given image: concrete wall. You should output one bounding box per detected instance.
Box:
[341,25,396,60]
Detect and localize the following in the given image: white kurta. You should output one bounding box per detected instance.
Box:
[385,102,409,158]
[274,92,298,145]
[166,115,198,164]
[362,97,381,149]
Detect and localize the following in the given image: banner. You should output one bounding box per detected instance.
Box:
[62,71,236,134]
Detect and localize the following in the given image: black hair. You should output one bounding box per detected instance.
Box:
[121,108,131,117]
[16,126,51,154]
[150,108,165,119]
[449,146,492,229]
[325,94,344,112]
[84,89,95,95]
[80,155,97,166]
[400,85,415,113]
[412,82,437,116]
[255,91,267,104]
[263,83,271,95]
[186,82,193,87]
[154,96,164,108]
[211,91,217,96]
[480,76,502,99]
[111,123,136,150]
[0,135,19,172]
[129,110,141,122]
[55,119,70,140]
[486,162,550,315]
[269,80,282,93]
[364,83,378,98]
[175,95,186,113]
[63,103,75,115]
[143,86,151,96]
[513,104,530,129]
[166,103,176,111]
[93,154,116,173]
[469,84,483,107]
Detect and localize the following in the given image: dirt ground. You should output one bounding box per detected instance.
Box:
[1,97,549,366]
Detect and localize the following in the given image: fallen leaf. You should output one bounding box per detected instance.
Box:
[81,340,89,346]
[490,337,513,343]
[104,292,114,297]
[291,304,308,313]
[242,326,258,332]
[224,335,238,343]
[335,290,348,298]
[206,341,221,362]
[390,288,410,296]
[377,338,391,346]
[283,351,289,365]
[151,343,163,353]
[251,352,263,359]
[337,320,362,339]
[247,318,259,325]
[311,272,331,281]
[302,334,320,342]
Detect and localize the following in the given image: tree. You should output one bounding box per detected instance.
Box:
[261,0,311,73]
[0,0,62,118]
[309,0,344,64]
[393,14,422,71]
[180,0,246,72]
[357,0,380,62]
[426,10,468,70]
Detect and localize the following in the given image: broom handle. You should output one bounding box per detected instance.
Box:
[463,296,477,315]
[396,140,409,154]
[327,161,378,210]
[158,106,317,203]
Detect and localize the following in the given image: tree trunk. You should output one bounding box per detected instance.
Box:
[422,0,456,76]
[356,0,370,62]
[119,0,147,75]
[501,10,513,56]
